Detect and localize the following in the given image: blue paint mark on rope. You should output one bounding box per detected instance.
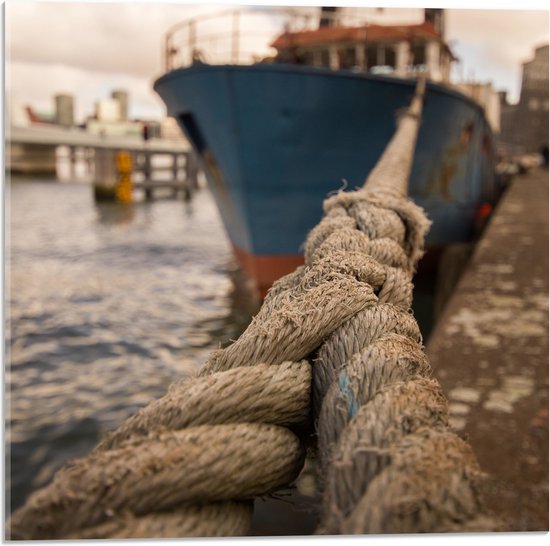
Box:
[338,370,358,418]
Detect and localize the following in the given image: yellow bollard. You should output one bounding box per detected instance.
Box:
[115,151,133,204]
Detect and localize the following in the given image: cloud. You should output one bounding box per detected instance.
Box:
[6,3,226,79]
[5,3,229,121]
[5,2,286,121]
[5,3,549,119]
[446,9,549,100]
[7,60,167,121]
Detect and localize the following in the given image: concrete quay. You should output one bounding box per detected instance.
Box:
[427,167,548,531]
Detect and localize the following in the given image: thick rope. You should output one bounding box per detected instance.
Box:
[9,362,311,539]
[8,77,500,538]
[309,78,501,533]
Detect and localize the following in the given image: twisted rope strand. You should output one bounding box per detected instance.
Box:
[310,77,501,533]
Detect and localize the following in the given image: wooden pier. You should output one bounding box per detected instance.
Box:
[7,123,200,201]
[93,148,199,202]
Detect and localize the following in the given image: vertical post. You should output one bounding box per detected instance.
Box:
[93,148,118,201]
[179,153,188,201]
[165,34,171,71]
[395,41,410,77]
[232,10,240,64]
[85,147,93,177]
[144,151,152,200]
[186,151,199,191]
[130,151,138,175]
[329,46,339,70]
[425,41,440,81]
[172,153,178,182]
[69,146,76,179]
[355,43,365,71]
[172,153,179,198]
[189,20,196,64]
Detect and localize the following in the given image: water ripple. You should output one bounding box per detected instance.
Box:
[7,179,256,513]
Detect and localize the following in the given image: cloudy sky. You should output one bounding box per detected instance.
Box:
[5,0,549,123]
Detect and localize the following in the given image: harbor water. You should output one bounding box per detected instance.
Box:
[6,174,259,514]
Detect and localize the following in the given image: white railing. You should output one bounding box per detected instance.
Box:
[163,7,373,71]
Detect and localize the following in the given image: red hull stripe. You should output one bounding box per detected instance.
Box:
[232,245,304,297]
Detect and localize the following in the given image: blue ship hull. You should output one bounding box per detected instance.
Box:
[154,64,496,292]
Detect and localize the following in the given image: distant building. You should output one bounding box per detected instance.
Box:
[498,91,518,152]
[111,89,129,121]
[516,44,549,153]
[86,119,143,138]
[95,98,121,123]
[499,44,549,153]
[54,94,74,127]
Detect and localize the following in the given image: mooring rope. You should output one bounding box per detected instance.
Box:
[8,77,500,539]
[9,362,310,538]
[308,79,499,533]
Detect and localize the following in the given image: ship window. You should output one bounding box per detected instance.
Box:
[365,45,396,70]
[302,50,315,65]
[320,49,330,68]
[411,44,426,66]
[339,47,356,69]
[366,45,378,68]
[385,47,396,68]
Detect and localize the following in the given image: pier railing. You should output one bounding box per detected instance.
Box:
[163,7,373,71]
[93,148,199,202]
